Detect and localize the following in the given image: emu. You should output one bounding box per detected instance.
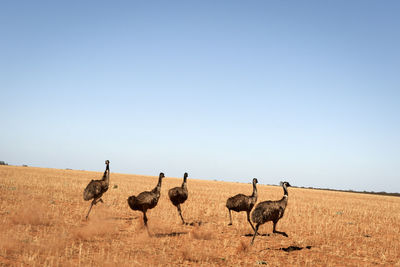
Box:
[83,160,110,220]
[168,172,188,224]
[250,181,291,245]
[127,172,165,227]
[226,178,258,231]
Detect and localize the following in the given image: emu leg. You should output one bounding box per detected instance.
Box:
[273,221,288,237]
[85,199,95,220]
[143,212,148,226]
[228,209,233,225]
[177,204,185,224]
[142,211,152,236]
[251,224,260,245]
[246,211,256,232]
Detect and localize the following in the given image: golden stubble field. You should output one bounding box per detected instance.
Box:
[0,165,400,266]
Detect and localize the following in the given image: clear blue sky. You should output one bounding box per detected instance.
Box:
[1,1,399,192]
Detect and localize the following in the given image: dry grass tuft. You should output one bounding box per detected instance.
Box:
[73,214,117,240]
[134,230,151,242]
[181,245,219,263]
[190,226,213,240]
[181,246,202,262]
[147,217,177,235]
[10,200,52,226]
[0,236,20,255]
[236,239,249,253]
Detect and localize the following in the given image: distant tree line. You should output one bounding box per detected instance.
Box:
[0,161,28,167]
[298,186,400,197]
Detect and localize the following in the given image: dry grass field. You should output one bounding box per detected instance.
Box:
[1,165,400,266]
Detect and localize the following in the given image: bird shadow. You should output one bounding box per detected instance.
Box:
[243,231,289,237]
[154,231,188,238]
[261,245,312,253]
[243,233,270,237]
[184,220,205,226]
[281,245,312,252]
[107,216,139,221]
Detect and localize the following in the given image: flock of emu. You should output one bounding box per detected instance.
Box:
[83,160,291,245]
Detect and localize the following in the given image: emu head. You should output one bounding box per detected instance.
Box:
[184,172,188,179]
[280,181,291,187]
[105,160,110,165]
[159,172,165,179]
[253,178,258,184]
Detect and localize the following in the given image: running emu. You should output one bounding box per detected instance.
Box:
[127,173,165,227]
[250,181,291,245]
[83,160,110,220]
[226,178,258,231]
[168,172,188,224]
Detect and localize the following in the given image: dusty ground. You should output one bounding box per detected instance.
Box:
[0,165,399,266]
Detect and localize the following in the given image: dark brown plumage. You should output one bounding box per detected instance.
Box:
[83,160,110,220]
[250,181,291,245]
[226,178,258,231]
[127,172,165,227]
[168,172,188,224]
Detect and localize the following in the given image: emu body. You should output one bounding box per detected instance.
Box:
[83,160,110,220]
[127,173,165,226]
[226,178,258,231]
[251,181,291,244]
[168,172,188,224]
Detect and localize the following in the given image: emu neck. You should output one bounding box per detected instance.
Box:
[102,164,110,184]
[251,182,257,200]
[280,184,289,205]
[282,184,288,197]
[154,176,163,193]
[181,177,187,189]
